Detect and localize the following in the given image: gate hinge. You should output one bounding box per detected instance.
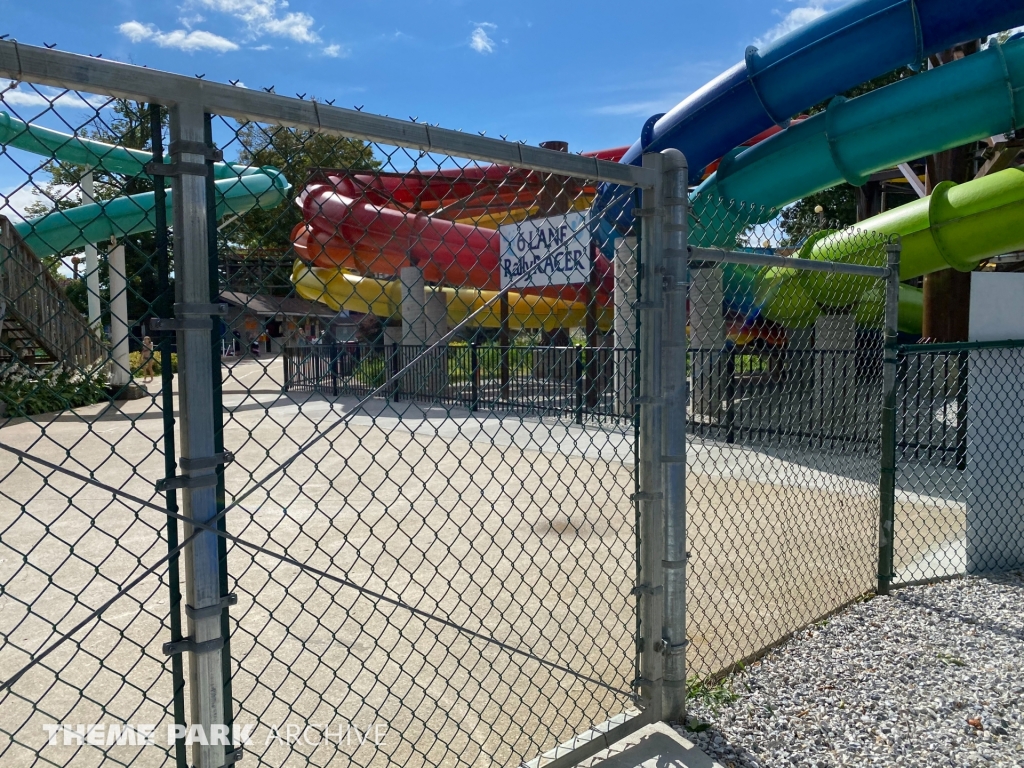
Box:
[185,593,238,621]
[659,639,689,657]
[176,302,228,317]
[632,206,658,217]
[150,304,228,332]
[145,160,211,178]
[631,491,663,502]
[162,635,224,656]
[149,316,212,332]
[662,554,690,570]
[168,139,224,162]
[224,747,243,765]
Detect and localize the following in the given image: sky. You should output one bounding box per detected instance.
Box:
[0,0,851,218]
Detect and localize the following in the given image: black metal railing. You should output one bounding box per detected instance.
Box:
[688,346,883,451]
[283,343,638,423]
[895,348,968,469]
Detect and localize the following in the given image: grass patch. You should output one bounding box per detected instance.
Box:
[687,675,739,714]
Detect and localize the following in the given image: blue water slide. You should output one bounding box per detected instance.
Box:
[595,0,1024,228]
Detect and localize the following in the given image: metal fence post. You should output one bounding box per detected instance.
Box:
[659,149,689,722]
[725,348,736,445]
[389,341,400,402]
[166,100,230,768]
[635,151,665,722]
[331,343,340,397]
[470,341,480,413]
[878,239,901,596]
[575,346,585,425]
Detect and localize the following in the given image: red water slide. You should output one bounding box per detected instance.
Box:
[292,150,630,302]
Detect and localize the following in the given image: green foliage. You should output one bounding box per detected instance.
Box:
[129,350,177,377]
[353,354,388,388]
[780,185,860,236]
[0,364,108,417]
[445,344,535,382]
[686,675,739,714]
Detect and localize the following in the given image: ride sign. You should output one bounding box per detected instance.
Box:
[499,213,591,289]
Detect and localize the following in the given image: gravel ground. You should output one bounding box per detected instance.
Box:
[681,572,1024,767]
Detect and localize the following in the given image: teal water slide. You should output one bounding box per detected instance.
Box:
[0,111,289,256]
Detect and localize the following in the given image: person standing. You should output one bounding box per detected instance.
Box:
[140,335,156,383]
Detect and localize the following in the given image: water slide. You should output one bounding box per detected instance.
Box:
[603,0,1024,187]
[0,111,290,256]
[290,165,621,331]
[297,0,1024,335]
[692,33,1024,333]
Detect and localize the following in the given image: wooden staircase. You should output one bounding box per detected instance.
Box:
[0,216,106,369]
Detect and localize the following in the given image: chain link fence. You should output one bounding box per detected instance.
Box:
[0,85,189,768]
[4,37,1023,768]
[889,339,1024,587]
[0,42,668,768]
[683,198,897,677]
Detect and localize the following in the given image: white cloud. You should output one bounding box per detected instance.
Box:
[0,183,76,224]
[470,24,496,54]
[179,13,207,29]
[119,20,156,43]
[117,20,239,52]
[1,81,110,110]
[194,0,321,43]
[323,44,346,58]
[754,1,847,48]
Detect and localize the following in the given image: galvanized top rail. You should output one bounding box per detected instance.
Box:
[0,41,657,189]
[690,246,890,278]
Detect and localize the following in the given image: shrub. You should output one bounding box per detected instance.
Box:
[0,364,108,417]
[353,355,387,388]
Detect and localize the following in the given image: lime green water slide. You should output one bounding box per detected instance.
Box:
[692,36,1024,335]
[0,111,289,256]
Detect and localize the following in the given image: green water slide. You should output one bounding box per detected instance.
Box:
[0,111,289,256]
[691,36,1024,334]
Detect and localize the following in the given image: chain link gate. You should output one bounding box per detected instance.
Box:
[884,338,1024,588]
[681,194,901,678]
[0,40,690,768]
[0,37,929,768]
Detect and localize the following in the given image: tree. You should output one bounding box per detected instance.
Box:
[217,123,379,297]
[228,123,379,250]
